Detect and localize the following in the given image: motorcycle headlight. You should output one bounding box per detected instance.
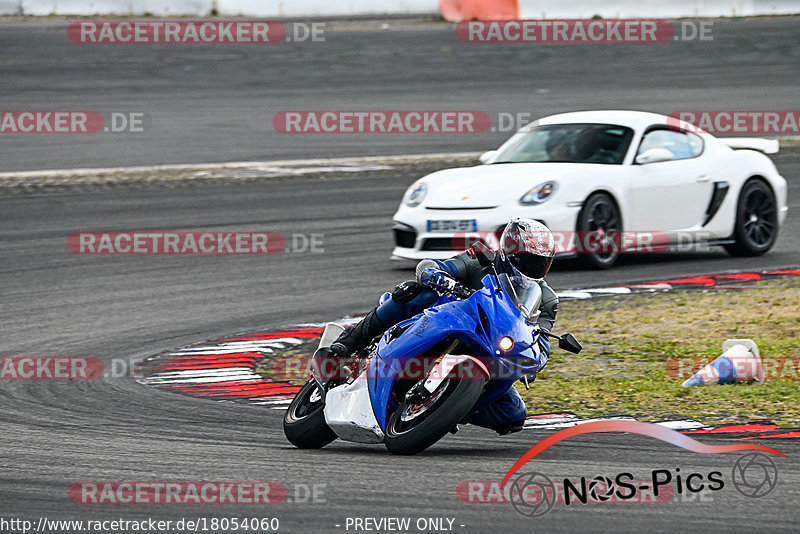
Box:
[405,182,427,207]
[520,181,557,205]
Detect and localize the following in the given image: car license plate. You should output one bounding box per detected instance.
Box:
[426,219,477,233]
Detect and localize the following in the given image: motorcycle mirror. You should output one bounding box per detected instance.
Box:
[558,333,583,354]
[473,241,496,267]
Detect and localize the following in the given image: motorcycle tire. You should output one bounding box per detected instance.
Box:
[384,363,485,455]
[283,379,338,449]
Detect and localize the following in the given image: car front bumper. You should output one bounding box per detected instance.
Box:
[390,204,581,261]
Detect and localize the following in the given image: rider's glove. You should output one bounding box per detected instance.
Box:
[419,268,456,292]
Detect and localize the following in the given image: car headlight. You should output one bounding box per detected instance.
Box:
[405,183,427,207]
[520,181,557,205]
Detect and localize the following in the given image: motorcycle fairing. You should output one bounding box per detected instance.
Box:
[368,275,545,430]
[323,360,385,444]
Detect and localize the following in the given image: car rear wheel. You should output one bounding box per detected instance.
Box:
[724,179,778,257]
[577,193,622,269]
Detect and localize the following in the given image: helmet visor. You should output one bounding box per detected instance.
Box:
[507,251,553,280]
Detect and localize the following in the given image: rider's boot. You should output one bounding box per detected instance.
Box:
[494,420,526,436]
[329,308,385,358]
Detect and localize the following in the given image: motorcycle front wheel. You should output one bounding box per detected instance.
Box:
[384,363,485,455]
[283,379,338,449]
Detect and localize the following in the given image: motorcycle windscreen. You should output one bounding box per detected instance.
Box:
[498,273,542,322]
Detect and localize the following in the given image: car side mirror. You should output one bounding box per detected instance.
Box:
[635,147,673,165]
[479,150,497,164]
[472,241,496,267]
[558,333,583,354]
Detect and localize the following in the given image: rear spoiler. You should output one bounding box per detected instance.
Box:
[719,137,779,154]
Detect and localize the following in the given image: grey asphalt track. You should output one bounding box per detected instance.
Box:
[1,16,799,534]
[1,16,799,171]
[1,147,799,533]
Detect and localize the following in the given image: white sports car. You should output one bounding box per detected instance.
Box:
[391,110,788,268]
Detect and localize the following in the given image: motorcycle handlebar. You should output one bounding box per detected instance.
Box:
[429,277,473,299]
[451,283,473,299]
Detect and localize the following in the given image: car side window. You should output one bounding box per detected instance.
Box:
[637,129,703,161]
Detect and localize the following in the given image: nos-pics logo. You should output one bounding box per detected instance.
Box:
[503,421,782,517]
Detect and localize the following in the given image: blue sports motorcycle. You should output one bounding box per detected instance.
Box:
[283,251,581,455]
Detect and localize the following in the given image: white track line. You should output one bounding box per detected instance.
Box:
[0,152,482,179]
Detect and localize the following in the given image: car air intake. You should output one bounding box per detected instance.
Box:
[393,225,417,248]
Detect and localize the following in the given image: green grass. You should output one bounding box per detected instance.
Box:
[520,277,800,426]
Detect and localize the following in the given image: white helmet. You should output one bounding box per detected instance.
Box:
[499,218,555,280]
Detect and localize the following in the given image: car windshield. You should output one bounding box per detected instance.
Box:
[498,273,543,323]
[491,123,634,165]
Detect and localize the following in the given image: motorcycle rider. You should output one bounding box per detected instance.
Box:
[329,218,559,435]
